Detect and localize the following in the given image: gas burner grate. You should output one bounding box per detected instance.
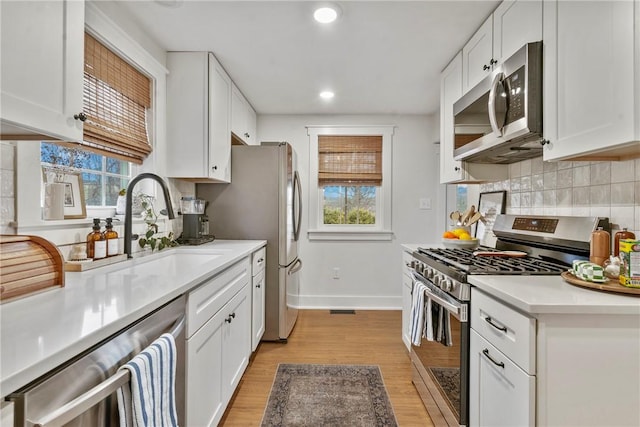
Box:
[417,247,567,275]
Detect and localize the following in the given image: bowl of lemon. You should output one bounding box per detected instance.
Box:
[442,227,480,249]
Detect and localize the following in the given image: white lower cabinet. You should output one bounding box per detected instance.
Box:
[469,330,535,426]
[251,247,266,351]
[185,258,251,427]
[252,269,265,351]
[470,287,535,427]
[1,401,14,427]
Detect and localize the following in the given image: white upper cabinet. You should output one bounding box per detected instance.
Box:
[543,0,640,161]
[440,52,466,183]
[231,84,258,145]
[462,16,494,92]
[166,52,232,182]
[463,0,542,92]
[440,52,508,184]
[0,0,84,142]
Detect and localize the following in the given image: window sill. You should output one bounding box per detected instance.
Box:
[308,229,394,241]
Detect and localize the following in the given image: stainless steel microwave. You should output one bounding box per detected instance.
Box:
[453,41,543,164]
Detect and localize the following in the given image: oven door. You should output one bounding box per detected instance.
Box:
[410,271,469,427]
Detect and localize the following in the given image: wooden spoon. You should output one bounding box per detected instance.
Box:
[460,205,475,226]
[450,211,461,223]
[466,212,483,226]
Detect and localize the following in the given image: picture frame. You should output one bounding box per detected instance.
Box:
[42,167,87,219]
[475,190,506,247]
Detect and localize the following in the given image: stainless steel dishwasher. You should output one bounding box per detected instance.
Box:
[7,295,186,427]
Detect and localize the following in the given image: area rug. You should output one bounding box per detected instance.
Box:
[261,364,398,427]
[428,366,460,420]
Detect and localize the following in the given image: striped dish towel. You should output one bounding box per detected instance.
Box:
[410,276,428,346]
[117,333,179,427]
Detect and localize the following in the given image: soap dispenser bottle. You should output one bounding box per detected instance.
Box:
[103,217,119,257]
[87,218,107,260]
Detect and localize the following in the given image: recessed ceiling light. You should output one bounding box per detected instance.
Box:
[319,91,335,99]
[314,6,338,24]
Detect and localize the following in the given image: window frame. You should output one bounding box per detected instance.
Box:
[307,125,394,241]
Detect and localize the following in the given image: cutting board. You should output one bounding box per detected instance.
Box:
[561,271,640,296]
[0,235,65,303]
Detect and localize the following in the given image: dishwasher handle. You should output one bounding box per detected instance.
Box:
[27,314,186,427]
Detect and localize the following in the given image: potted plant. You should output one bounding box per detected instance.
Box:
[137,193,178,252]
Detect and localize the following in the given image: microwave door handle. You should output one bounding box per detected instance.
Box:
[488,72,504,136]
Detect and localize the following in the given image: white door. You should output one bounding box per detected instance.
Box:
[469,330,535,426]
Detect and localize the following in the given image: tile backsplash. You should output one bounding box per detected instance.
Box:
[480,157,640,236]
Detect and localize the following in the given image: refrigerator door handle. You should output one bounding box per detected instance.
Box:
[287,258,303,275]
[292,171,302,242]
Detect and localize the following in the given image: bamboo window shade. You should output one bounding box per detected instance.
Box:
[81,33,152,164]
[318,135,383,186]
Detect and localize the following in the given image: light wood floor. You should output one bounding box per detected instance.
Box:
[219,309,432,426]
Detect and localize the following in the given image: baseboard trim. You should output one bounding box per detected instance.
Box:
[296,295,401,310]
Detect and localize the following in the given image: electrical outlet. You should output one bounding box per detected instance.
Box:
[419,198,432,210]
[333,268,340,279]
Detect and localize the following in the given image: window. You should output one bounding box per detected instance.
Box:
[319,135,382,225]
[308,126,394,241]
[41,142,131,207]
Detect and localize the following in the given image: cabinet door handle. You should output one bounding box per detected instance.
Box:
[485,316,507,332]
[482,348,505,368]
[257,257,264,264]
[490,58,498,65]
[256,284,261,288]
[454,166,460,171]
[230,312,236,319]
[540,139,549,146]
[74,112,87,122]
[244,132,250,138]
[483,64,490,71]
[212,165,218,171]
[225,316,232,323]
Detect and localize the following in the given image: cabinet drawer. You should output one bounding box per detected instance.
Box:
[252,247,266,276]
[471,288,536,374]
[187,257,250,338]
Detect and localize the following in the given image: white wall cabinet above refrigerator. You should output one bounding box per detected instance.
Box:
[166,52,232,182]
[462,0,542,92]
[231,84,257,145]
[0,0,84,142]
[542,0,640,162]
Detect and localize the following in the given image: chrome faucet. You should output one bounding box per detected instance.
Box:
[124,173,176,258]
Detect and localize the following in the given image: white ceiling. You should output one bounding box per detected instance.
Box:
[114,0,500,115]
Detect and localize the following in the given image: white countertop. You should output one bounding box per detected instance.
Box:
[0,239,265,397]
[402,243,640,316]
[469,275,640,316]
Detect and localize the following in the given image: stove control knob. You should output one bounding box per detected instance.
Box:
[426,267,434,279]
[433,273,442,287]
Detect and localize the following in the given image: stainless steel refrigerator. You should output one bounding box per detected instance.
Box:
[196,142,302,341]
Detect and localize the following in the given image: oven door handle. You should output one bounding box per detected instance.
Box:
[410,271,466,322]
[423,286,465,321]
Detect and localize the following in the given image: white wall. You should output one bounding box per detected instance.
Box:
[258,114,443,309]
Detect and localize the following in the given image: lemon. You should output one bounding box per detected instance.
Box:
[452,228,467,237]
[459,233,473,240]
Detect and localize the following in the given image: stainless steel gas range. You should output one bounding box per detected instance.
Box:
[408,214,610,427]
